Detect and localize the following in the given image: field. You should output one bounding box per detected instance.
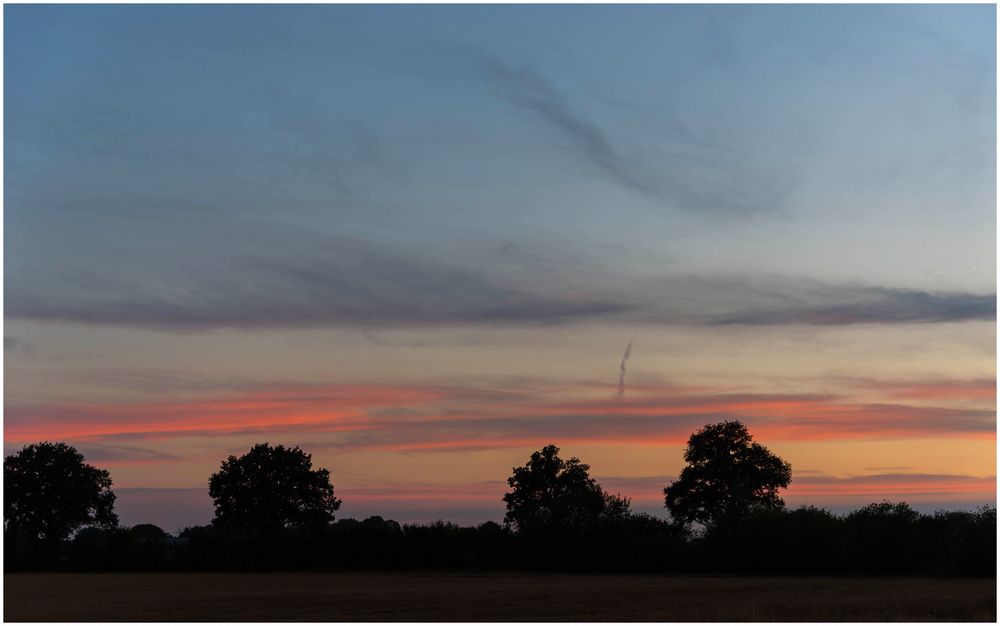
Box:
[5,572,996,621]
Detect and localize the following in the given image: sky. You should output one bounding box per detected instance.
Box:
[4,4,996,533]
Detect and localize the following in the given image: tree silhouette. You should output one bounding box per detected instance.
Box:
[4,442,118,544]
[503,444,630,535]
[664,421,791,529]
[209,443,341,534]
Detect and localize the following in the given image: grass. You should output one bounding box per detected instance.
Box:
[4,572,996,621]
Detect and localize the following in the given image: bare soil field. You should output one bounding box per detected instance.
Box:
[4,572,996,621]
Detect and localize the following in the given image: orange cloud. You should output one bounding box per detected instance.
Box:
[879,379,996,402]
[4,384,442,442]
[5,378,994,456]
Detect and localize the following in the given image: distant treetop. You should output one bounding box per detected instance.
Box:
[4,442,118,543]
[503,444,630,536]
[208,443,341,534]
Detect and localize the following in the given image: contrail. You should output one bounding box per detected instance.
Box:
[618,339,632,399]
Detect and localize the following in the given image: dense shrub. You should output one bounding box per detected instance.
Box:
[8,503,995,576]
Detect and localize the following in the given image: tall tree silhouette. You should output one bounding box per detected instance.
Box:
[503,444,629,535]
[664,421,791,529]
[4,442,118,544]
[209,443,341,534]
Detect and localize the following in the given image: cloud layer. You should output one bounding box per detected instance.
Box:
[6,232,994,331]
[6,377,994,452]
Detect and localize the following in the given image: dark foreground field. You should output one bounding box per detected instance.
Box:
[4,572,996,621]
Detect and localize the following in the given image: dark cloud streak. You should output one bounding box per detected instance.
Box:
[710,286,996,326]
[486,60,660,199]
[6,243,994,331]
[482,57,781,214]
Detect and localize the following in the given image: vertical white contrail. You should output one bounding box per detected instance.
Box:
[618,339,632,399]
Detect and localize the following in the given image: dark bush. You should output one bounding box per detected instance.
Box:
[844,501,920,574]
[12,504,997,576]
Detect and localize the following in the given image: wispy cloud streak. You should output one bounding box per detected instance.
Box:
[485,60,659,199]
[482,57,780,214]
[618,339,632,399]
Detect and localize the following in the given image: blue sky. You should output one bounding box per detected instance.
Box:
[4,4,996,530]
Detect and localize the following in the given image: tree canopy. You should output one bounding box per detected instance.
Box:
[503,444,630,535]
[208,443,341,534]
[664,421,791,529]
[4,442,118,543]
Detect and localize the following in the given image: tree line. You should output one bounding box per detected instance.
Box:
[4,421,995,576]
